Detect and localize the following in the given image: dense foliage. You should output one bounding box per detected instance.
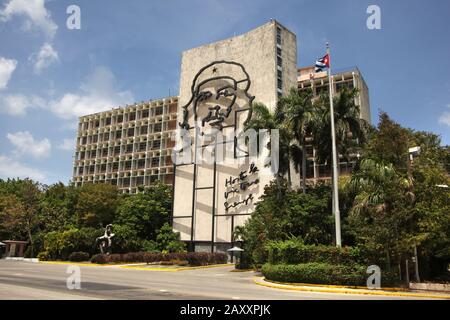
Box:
[90,251,227,266]
[238,111,449,283]
[0,180,185,259]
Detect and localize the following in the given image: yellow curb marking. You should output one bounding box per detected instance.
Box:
[254,278,450,300]
[39,261,114,267]
[266,279,408,292]
[120,263,233,272]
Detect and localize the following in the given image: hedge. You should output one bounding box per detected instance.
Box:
[68,252,90,262]
[261,263,400,287]
[266,239,376,266]
[90,252,228,266]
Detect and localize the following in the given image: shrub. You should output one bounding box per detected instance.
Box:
[144,252,162,264]
[37,251,50,261]
[68,252,90,262]
[262,263,400,287]
[91,254,109,264]
[266,239,376,266]
[90,251,228,266]
[108,254,124,263]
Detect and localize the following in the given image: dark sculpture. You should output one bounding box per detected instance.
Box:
[179,60,255,132]
[95,224,115,254]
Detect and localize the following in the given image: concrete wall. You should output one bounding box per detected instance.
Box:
[173,20,297,249]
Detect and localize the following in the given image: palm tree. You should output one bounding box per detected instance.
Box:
[244,102,293,186]
[345,158,414,269]
[278,88,315,193]
[312,87,368,166]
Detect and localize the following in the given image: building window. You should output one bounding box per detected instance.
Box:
[142,109,149,118]
[78,167,84,175]
[151,157,160,167]
[129,113,136,121]
[104,132,110,141]
[140,126,148,135]
[114,146,120,155]
[105,117,111,126]
[277,56,282,67]
[139,142,146,151]
[115,131,122,139]
[151,140,161,150]
[137,159,145,169]
[277,78,283,90]
[154,123,162,132]
[126,144,133,153]
[276,27,282,45]
[155,106,163,116]
[112,162,119,172]
[102,148,108,157]
[124,161,132,170]
[122,177,130,187]
[136,176,144,186]
[277,47,282,56]
[127,128,134,137]
[117,115,123,123]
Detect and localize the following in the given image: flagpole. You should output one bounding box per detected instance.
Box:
[326,42,342,247]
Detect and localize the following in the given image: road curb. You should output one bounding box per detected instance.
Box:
[120,263,234,272]
[254,277,450,299]
[39,261,118,267]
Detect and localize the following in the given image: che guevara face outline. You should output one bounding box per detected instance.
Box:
[179,60,254,131]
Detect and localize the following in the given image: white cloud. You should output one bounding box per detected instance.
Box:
[0,0,57,38]
[29,42,58,74]
[58,138,75,151]
[0,155,46,181]
[0,57,17,90]
[49,66,134,119]
[0,93,45,116]
[7,131,51,159]
[438,105,450,127]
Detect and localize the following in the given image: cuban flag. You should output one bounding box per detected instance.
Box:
[315,54,330,72]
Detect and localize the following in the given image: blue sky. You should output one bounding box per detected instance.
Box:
[0,0,449,185]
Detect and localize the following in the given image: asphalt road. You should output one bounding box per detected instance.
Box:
[0,260,425,300]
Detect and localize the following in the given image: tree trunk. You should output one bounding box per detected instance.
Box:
[287,161,292,190]
[26,219,34,258]
[301,141,307,194]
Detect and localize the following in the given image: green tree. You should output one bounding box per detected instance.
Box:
[155,222,186,253]
[114,182,171,240]
[245,102,294,187]
[278,88,315,193]
[0,179,42,256]
[235,179,333,266]
[313,87,368,166]
[345,158,414,270]
[74,183,119,227]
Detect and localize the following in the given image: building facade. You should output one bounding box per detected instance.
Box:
[72,20,371,253]
[72,97,178,193]
[172,20,298,252]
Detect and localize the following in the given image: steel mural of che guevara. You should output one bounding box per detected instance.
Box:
[179,60,255,134]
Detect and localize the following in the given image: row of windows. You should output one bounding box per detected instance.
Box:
[75,157,173,175]
[74,174,173,189]
[276,26,283,96]
[78,122,175,145]
[77,140,172,159]
[299,80,354,96]
[78,104,177,131]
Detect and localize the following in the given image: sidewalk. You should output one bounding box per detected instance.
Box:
[254,277,450,299]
